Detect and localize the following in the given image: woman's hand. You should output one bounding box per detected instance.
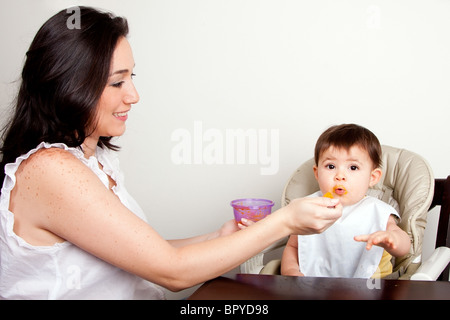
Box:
[282,197,342,235]
[216,218,255,236]
[217,219,240,237]
[229,197,342,236]
[237,218,255,230]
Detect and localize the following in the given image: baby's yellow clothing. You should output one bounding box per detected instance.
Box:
[372,250,393,278]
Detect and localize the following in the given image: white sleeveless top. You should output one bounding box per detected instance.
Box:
[0,142,166,299]
[298,191,399,279]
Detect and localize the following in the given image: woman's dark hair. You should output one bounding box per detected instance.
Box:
[314,123,382,169]
[0,7,128,185]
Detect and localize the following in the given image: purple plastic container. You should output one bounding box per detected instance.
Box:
[231,198,275,222]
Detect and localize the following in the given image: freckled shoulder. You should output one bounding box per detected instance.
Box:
[11,147,99,245]
[19,147,77,168]
[16,147,88,182]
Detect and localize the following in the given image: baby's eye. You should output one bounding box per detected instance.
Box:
[326,164,335,170]
[350,165,359,171]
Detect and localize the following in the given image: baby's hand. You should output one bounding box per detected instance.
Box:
[354,231,397,251]
[237,218,255,230]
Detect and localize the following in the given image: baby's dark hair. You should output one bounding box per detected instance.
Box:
[314,124,382,169]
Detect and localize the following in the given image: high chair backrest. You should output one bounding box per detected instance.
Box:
[281,145,434,278]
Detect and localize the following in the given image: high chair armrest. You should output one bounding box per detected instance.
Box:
[410,247,450,281]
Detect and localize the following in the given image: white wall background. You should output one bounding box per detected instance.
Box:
[1,0,449,297]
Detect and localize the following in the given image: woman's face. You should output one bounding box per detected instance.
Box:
[93,37,139,139]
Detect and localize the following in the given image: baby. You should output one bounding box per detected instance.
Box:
[281,124,411,278]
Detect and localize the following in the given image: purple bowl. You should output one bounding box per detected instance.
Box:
[231,198,274,222]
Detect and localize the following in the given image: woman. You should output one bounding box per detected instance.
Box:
[0,7,342,299]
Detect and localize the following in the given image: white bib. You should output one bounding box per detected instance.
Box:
[298,192,399,278]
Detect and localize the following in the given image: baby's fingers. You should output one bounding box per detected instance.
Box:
[354,234,374,250]
[355,232,396,251]
[354,234,369,241]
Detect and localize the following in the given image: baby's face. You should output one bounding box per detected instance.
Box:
[314,145,381,206]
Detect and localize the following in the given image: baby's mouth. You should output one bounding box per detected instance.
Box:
[333,185,347,196]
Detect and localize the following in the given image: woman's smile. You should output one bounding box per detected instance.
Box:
[113,110,129,121]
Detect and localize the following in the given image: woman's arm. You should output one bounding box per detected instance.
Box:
[167,219,242,248]
[14,148,341,291]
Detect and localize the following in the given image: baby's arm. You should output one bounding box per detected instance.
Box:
[354,215,411,257]
[281,235,304,276]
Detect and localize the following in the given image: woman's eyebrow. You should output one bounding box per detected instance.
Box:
[109,69,130,76]
[109,64,135,77]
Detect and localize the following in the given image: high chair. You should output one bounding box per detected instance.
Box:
[240,145,450,280]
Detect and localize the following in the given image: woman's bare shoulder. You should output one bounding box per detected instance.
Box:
[18,147,85,177]
[11,147,98,245]
[26,146,80,162]
[15,146,101,198]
